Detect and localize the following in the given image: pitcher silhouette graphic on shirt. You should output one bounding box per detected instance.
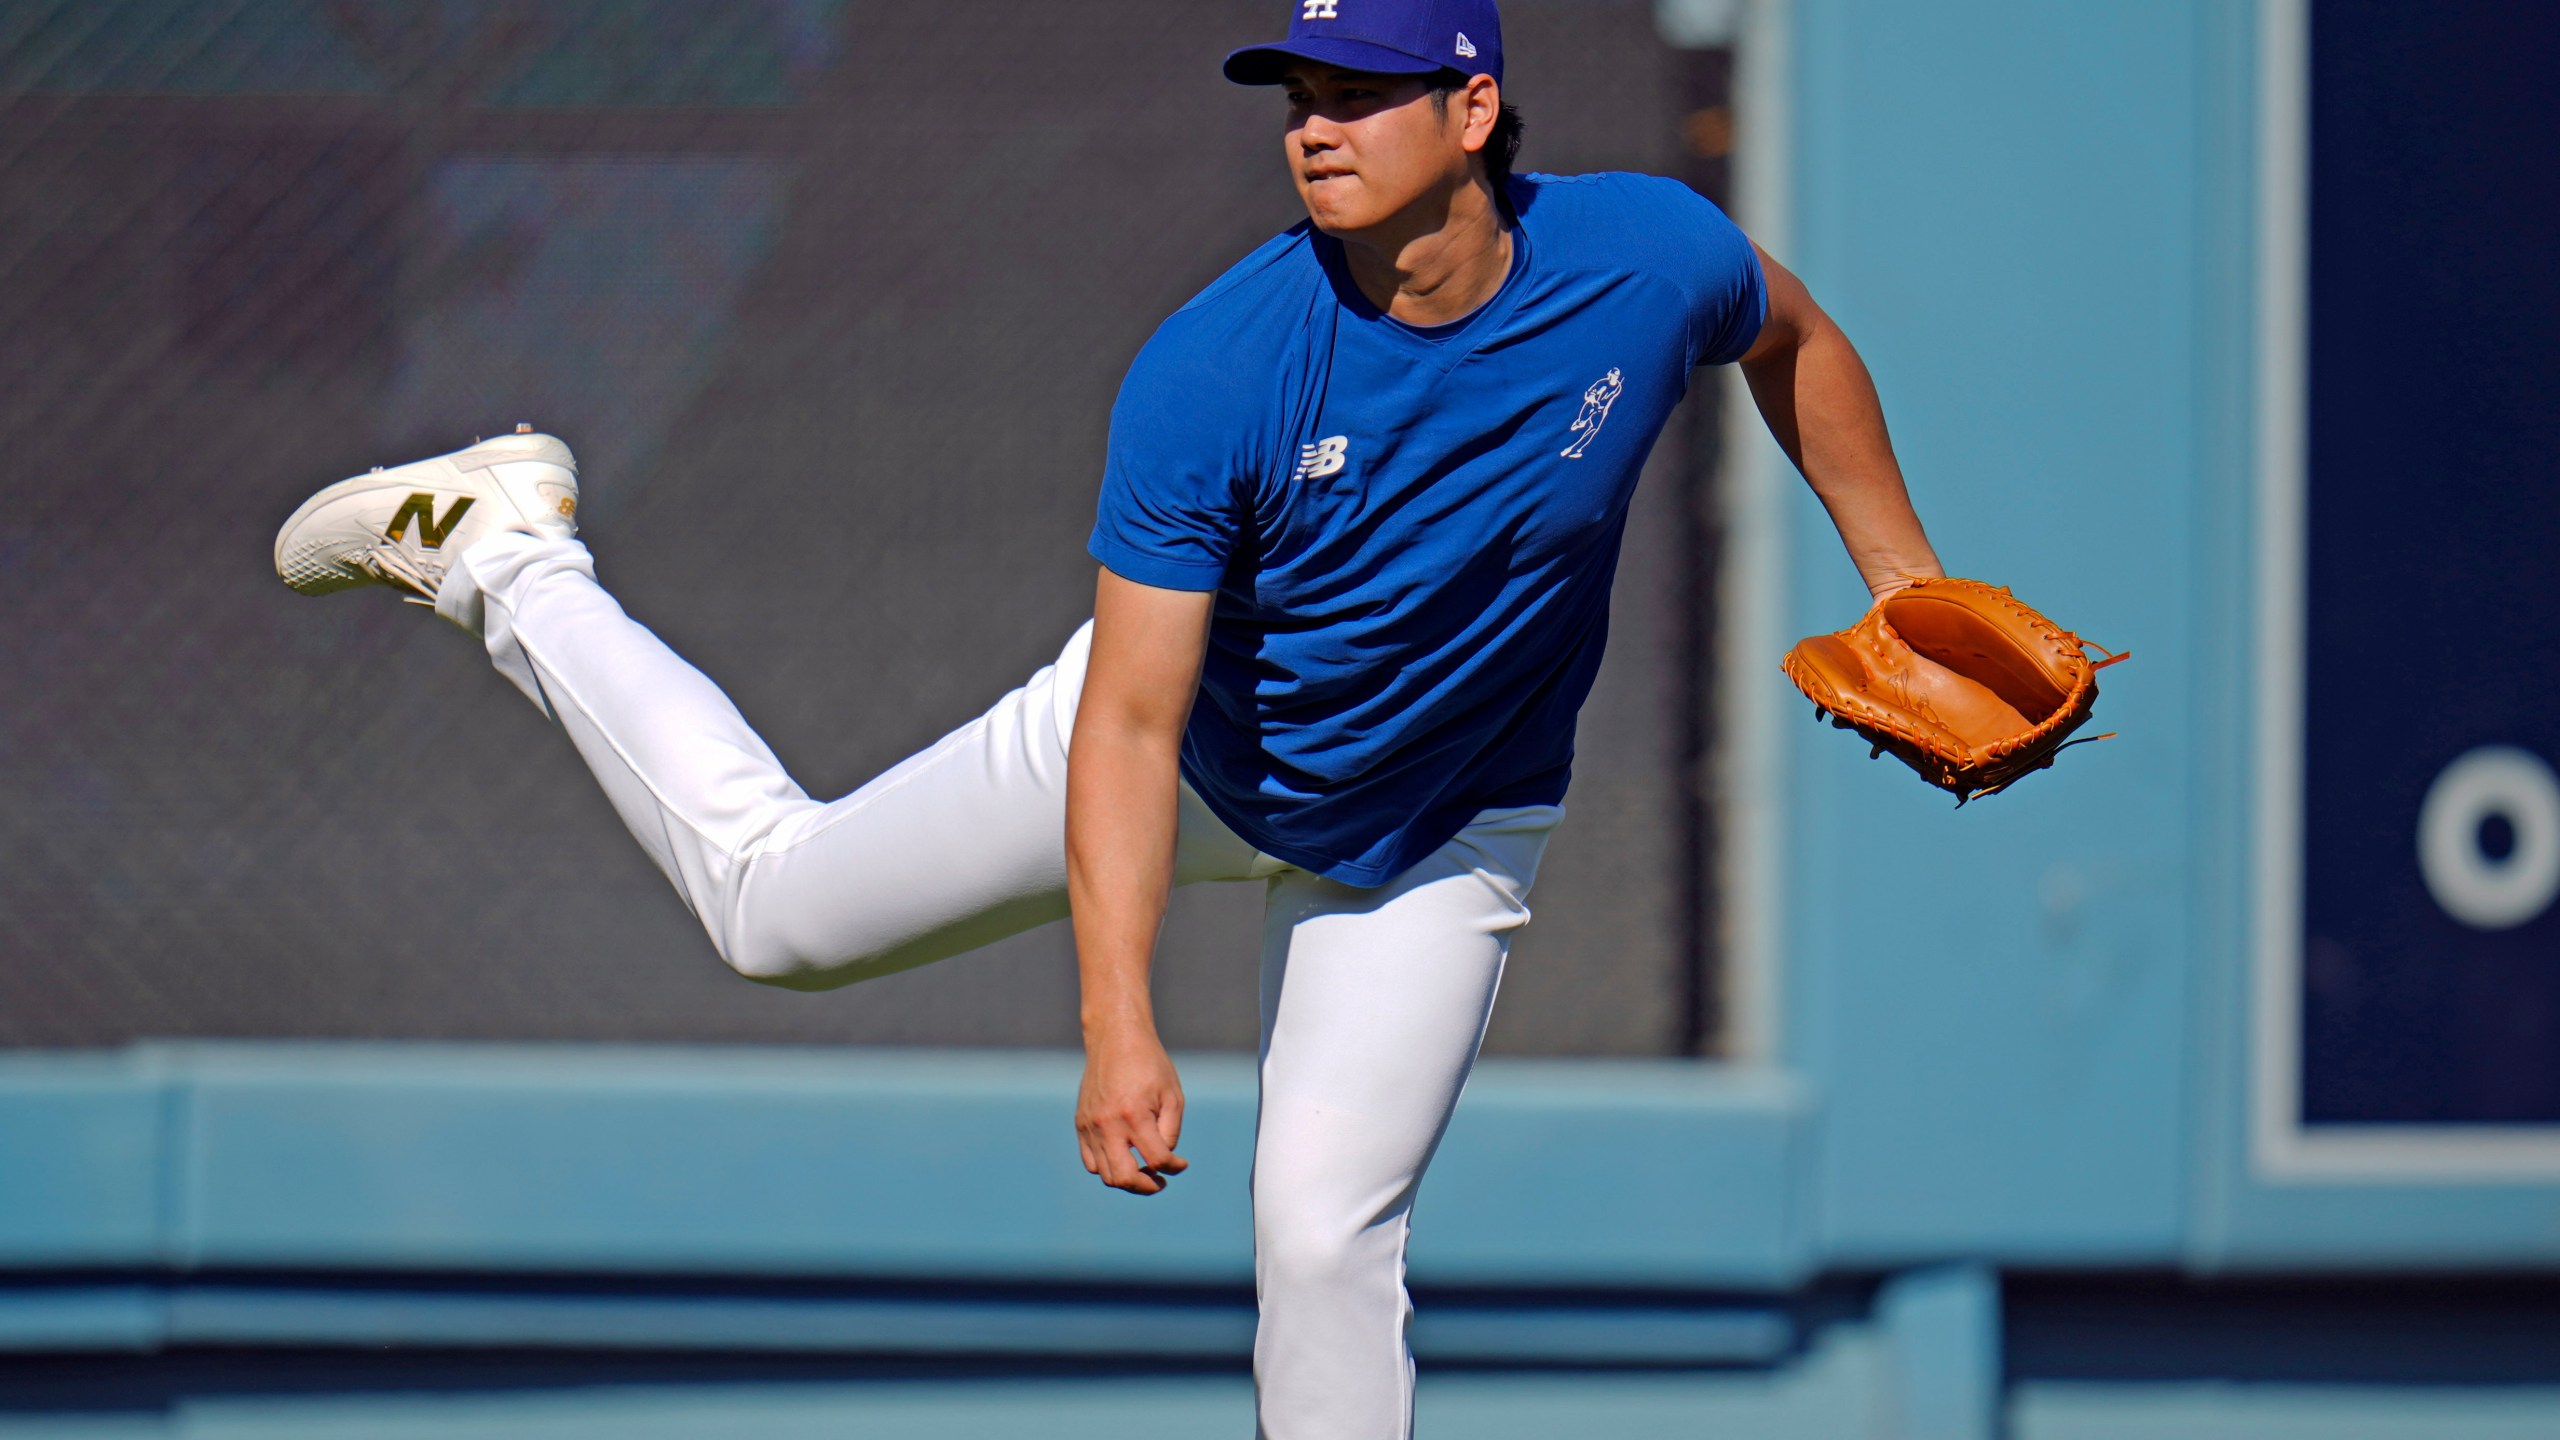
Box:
[1560,367,1625,459]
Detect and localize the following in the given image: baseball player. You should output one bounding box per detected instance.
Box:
[273,1,1939,1433]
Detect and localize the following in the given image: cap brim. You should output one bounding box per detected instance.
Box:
[1223,37,1450,85]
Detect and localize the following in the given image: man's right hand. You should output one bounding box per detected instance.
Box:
[1076,1024,1189,1195]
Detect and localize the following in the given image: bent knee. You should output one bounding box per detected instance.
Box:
[1255,1209,1399,1293]
[724,943,847,991]
[714,910,936,992]
[704,857,903,990]
[716,925,886,991]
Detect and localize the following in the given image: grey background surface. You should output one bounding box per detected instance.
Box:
[0,0,1715,1053]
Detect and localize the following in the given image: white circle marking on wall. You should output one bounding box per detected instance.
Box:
[2416,745,2560,931]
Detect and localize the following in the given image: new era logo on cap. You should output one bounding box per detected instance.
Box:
[1227,0,1504,85]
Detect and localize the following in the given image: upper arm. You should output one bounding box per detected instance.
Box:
[1639,177,1770,368]
[1739,242,1824,366]
[1082,567,1215,741]
[1088,325,1259,592]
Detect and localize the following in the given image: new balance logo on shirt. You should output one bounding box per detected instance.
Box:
[384,492,474,548]
[1301,0,1338,19]
[1297,436,1350,480]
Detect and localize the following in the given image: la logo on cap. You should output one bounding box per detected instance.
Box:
[1222,0,1501,87]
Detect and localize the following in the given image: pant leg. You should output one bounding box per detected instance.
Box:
[443,530,1266,988]
[1247,804,1564,1440]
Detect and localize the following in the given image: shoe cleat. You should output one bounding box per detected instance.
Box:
[274,431,578,601]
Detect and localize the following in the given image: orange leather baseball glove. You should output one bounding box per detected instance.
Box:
[1780,577,2126,803]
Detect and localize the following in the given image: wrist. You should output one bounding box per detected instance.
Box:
[1865,561,1944,601]
[1080,1003,1159,1047]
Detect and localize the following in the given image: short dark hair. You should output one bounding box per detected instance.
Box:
[1427,71,1524,224]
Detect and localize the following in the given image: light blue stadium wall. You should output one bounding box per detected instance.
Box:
[1773,0,2216,1268]
[1766,0,2560,1276]
[5,1,2560,1435]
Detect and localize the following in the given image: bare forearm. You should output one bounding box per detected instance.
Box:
[1740,246,1943,600]
[1743,320,1940,596]
[1065,724,1180,1040]
[1065,740,1188,1196]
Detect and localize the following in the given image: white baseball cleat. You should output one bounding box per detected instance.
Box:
[274,427,579,602]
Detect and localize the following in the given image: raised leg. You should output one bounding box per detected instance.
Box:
[444,530,1266,987]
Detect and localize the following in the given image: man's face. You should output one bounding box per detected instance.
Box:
[1280,66,1473,239]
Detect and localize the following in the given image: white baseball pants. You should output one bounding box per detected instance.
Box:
[440,532,1560,1440]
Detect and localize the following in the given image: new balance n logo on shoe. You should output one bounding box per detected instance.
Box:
[1296,435,1350,480]
[384,492,475,548]
[1302,0,1338,18]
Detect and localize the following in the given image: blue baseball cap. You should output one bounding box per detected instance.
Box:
[1224,0,1503,86]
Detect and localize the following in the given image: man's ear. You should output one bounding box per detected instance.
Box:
[1459,74,1501,154]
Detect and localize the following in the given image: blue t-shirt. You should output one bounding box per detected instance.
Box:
[1088,172,1766,886]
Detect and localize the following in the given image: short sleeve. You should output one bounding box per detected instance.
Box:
[1671,188,1768,368]
[1088,322,1256,592]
